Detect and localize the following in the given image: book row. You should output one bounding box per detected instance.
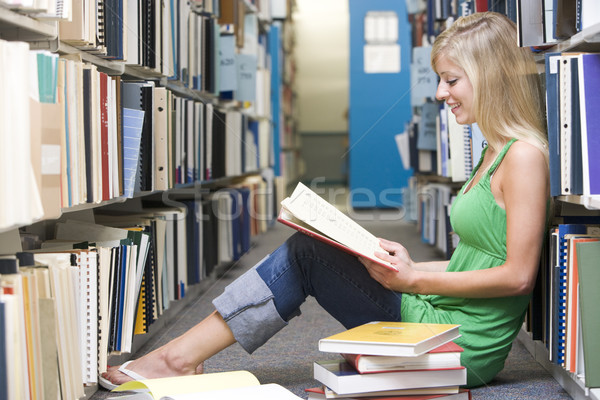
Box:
[412,0,600,48]
[410,52,600,203]
[0,179,275,399]
[408,3,600,194]
[400,176,458,260]
[406,101,486,184]
[409,0,516,48]
[516,0,600,48]
[0,39,276,233]
[5,0,288,93]
[530,223,600,388]
[545,52,600,198]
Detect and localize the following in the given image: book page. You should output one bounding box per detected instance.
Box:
[160,383,302,400]
[113,371,261,399]
[281,183,395,270]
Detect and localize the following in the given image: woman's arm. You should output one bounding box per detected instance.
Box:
[362,141,549,298]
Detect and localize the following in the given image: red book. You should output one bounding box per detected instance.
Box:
[314,359,466,396]
[342,341,463,374]
[474,0,487,12]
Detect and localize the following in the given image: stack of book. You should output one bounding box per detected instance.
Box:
[309,321,470,400]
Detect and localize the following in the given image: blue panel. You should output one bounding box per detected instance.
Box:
[269,23,282,176]
[348,0,413,208]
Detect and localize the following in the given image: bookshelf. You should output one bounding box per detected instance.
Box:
[521,15,600,400]
[405,2,600,399]
[0,0,297,398]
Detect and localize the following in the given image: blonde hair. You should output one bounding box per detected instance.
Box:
[431,12,548,165]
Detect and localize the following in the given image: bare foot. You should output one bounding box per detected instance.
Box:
[101,347,202,387]
[101,310,235,388]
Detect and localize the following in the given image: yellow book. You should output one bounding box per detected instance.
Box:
[111,370,302,399]
[134,276,147,335]
[318,321,461,357]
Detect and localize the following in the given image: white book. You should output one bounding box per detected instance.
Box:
[279,183,397,271]
[121,244,138,353]
[516,0,545,47]
[447,105,472,182]
[125,0,139,65]
[194,102,204,181]
[176,214,188,296]
[213,192,233,264]
[306,386,468,400]
[581,0,600,31]
[314,359,466,396]
[186,99,195,182]
[34,253,85,400]
[79,250,98,384]
[560,54,573,195]
[97,246,112,375]
[163,384,302,400]
[161,0,174,77]
[205,103,214,179]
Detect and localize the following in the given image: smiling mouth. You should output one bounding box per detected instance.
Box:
[449,103,461,110]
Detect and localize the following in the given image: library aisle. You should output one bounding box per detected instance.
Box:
[90,204,572,400]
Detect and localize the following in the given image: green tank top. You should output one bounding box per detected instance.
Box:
[401,139,531,387]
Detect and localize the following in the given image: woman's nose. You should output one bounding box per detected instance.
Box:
[435,82,448,101]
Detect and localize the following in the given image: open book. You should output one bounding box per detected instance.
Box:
[108,370,302,399]
[278,183,398,271]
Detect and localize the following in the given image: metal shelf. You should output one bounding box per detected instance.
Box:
[556,195,600,211]
[0,7,57,41]
[534,22,600,62]
[518,329,600,400]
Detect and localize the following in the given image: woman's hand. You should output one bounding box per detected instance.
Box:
[359,238,417,292]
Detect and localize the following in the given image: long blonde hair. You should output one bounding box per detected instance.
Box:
[431,12,548,165]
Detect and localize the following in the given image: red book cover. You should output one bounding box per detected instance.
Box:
[342,342,464,374]
[474,0,488,12]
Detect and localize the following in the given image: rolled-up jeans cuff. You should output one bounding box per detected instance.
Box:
[212,263,288,354]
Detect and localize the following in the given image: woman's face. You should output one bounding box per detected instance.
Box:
[435,55,475,125]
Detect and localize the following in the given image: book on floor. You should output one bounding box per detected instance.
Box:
[109,370,302,399]
[305,385,463,399]
[341,341,463,373]
[313,359,467,395]
[306,386,471,400]
[319,321,461,357]
[278,182,398,271]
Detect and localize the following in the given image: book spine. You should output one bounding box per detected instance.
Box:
[557,237,568,366]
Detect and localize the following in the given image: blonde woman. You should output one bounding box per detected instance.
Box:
[101,12,549,389]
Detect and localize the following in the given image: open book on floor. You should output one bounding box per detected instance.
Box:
[278,182,397,271]
[108,370,302,400]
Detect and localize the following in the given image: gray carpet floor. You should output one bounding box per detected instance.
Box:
[93,210,572,399]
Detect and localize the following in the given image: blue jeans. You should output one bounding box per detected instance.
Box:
[212,232,403,353]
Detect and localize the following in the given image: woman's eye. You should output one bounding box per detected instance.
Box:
[447,79,457,86]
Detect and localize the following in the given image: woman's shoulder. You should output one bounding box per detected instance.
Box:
[502,139,548,177]
[505,140,546,163]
